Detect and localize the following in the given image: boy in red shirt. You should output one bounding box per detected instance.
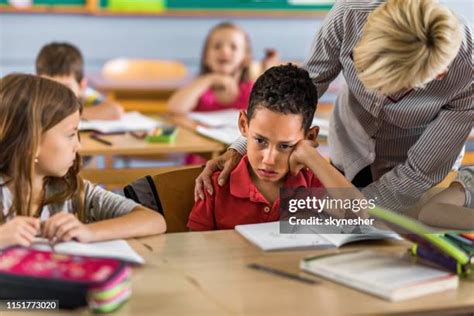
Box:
[188,64,365,231]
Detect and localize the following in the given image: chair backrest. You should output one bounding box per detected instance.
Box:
[102,58,188,81]
[152,165,204,233]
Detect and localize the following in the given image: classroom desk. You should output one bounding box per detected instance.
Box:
[87,74,193,113]
[80,128,224,157]
[29,231,474,316]
[79,128,225,187]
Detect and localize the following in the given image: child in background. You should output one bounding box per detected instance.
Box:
[418,166,474,230]
[187,64,366,231]
[36,42,124,121]
[167,22,254,113]
[0,74,166,249]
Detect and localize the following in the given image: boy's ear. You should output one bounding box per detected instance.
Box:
[238,111,249,136]
[306,126,319,146]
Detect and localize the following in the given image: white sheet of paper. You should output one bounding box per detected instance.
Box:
[235,222,333,251]
[79,111,159,134]
[188,109,240,128]
[196,125,242,145]
[32,238,145,264]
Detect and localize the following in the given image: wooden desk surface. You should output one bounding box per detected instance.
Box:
[34,231,474,316]
[79,128,225,156]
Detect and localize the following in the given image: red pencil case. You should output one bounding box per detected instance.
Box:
[0,246,131,310]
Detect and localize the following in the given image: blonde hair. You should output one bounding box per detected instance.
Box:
[353,0,462,95]
[0,74,85,223]
[200,22,253,82]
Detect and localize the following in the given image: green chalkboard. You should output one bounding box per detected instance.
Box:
[1,0,333,14]
[167,0,333,11]
[98,0,333,11]
[0,0,85,5]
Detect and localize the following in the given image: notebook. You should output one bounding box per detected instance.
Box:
[235,221,400,251]
[79,112,160,134]
[31,239,145,265]
[300,250,458,301]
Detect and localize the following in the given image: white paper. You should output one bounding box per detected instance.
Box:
[79,111,159,134]
[301,250,458,301]
[188,109,240,128]
[196,125,242,145]
[32,238,145,264]
[235,222,333,251]
[235,221,400,251]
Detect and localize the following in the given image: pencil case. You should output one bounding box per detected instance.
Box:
[145,126,178,143]
[0,246,131,311]
[410,243,473,279]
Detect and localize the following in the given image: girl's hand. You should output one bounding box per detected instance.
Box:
[262,48,281,71]
[289,139,319,175]
[211,74,239,105]
[0,216,40,248]
[42,213,94,243]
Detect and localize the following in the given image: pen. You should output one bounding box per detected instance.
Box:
[90,133,113,146]
[247,263,318,285]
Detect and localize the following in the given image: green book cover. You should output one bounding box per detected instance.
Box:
[369,206,469,264]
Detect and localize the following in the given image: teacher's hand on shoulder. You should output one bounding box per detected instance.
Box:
[194,149,243,201]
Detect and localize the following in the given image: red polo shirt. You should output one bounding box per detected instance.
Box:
[187,155,324,231]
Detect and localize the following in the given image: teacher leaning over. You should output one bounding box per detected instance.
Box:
[195,0,473,213]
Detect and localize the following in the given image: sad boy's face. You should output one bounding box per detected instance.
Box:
[239,107,306,184]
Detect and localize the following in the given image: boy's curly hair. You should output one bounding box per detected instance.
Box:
[247,63,318,132]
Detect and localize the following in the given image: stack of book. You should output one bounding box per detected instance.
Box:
[369,207,473,278]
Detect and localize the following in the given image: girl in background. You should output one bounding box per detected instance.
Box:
[168,22,253,113]
[0,74,166,249]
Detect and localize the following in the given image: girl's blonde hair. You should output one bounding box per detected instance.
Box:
[0,74,85,223]
[200,22,253,82]
[353,0,462,95]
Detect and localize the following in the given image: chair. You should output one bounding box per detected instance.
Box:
[102,58,188,81]
[151,165,204,233]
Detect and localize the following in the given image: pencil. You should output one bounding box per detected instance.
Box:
[90,133,113,146]
[248,263,318,285]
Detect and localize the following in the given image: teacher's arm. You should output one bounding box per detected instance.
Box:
[362,82,473,212]
[302,0,345,96]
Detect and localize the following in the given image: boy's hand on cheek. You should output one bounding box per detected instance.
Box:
[289,140,318,175]
[0,216,40,248]
[42,213,94,243]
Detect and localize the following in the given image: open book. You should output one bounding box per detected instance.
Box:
[235,221,400,251]
[79,111,160,134]
[32,239,145,265]
[300,250,458,301]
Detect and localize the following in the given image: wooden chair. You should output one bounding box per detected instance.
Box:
[102,58,188,81]
[151,165,204,233]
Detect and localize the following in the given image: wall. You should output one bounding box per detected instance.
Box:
[0,0,471,77]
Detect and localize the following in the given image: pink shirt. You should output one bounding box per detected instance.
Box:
[195,80,253,112]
